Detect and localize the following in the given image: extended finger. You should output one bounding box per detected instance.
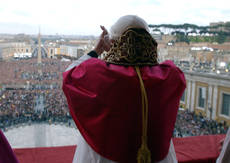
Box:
[100,25,108,35]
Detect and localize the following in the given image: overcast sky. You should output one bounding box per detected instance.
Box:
[0,0,230,35]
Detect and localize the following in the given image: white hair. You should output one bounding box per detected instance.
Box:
[109,15,150,40]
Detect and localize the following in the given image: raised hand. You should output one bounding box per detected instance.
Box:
[94,26,111,55]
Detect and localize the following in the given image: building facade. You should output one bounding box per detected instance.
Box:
[60,45,84,58]
[0,42,32,60]
[180,71,230,125]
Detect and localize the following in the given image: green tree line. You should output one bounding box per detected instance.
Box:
[149,23,230,43]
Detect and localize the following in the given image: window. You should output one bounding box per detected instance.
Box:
[181,90,185,102]
[198,87,206,108]
[221,93,230,116]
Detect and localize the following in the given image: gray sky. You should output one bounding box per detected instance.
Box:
[0,0,230,35]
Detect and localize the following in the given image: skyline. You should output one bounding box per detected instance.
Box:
[0,0,230,36]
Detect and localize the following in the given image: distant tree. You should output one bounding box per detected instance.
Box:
[152,28,161,32]
[216,32,227,43]
[148,23,230,43]
[199,30,208,34]
[225,22,230,27]
[175,32,189,44]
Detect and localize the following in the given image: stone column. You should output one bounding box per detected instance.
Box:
[207,85,213,119]
[186,80,191,110]
[190,80,196,112]
[212,85,218,120]
[37,29,42,64]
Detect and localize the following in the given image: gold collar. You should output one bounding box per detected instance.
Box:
[104,28,158,66]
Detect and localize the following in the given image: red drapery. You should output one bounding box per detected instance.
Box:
[13,135,225,163]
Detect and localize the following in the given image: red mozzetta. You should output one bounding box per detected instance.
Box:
[62,58,186,163]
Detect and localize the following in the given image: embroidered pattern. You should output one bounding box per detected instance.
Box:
[104,28,158,66]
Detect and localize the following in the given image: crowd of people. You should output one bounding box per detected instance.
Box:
[21,72,59,81]
[0,57,229,137]
[0,58,71,131]
[174,109,228,137]
[0,58,69,85]
[0,89,72,131]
